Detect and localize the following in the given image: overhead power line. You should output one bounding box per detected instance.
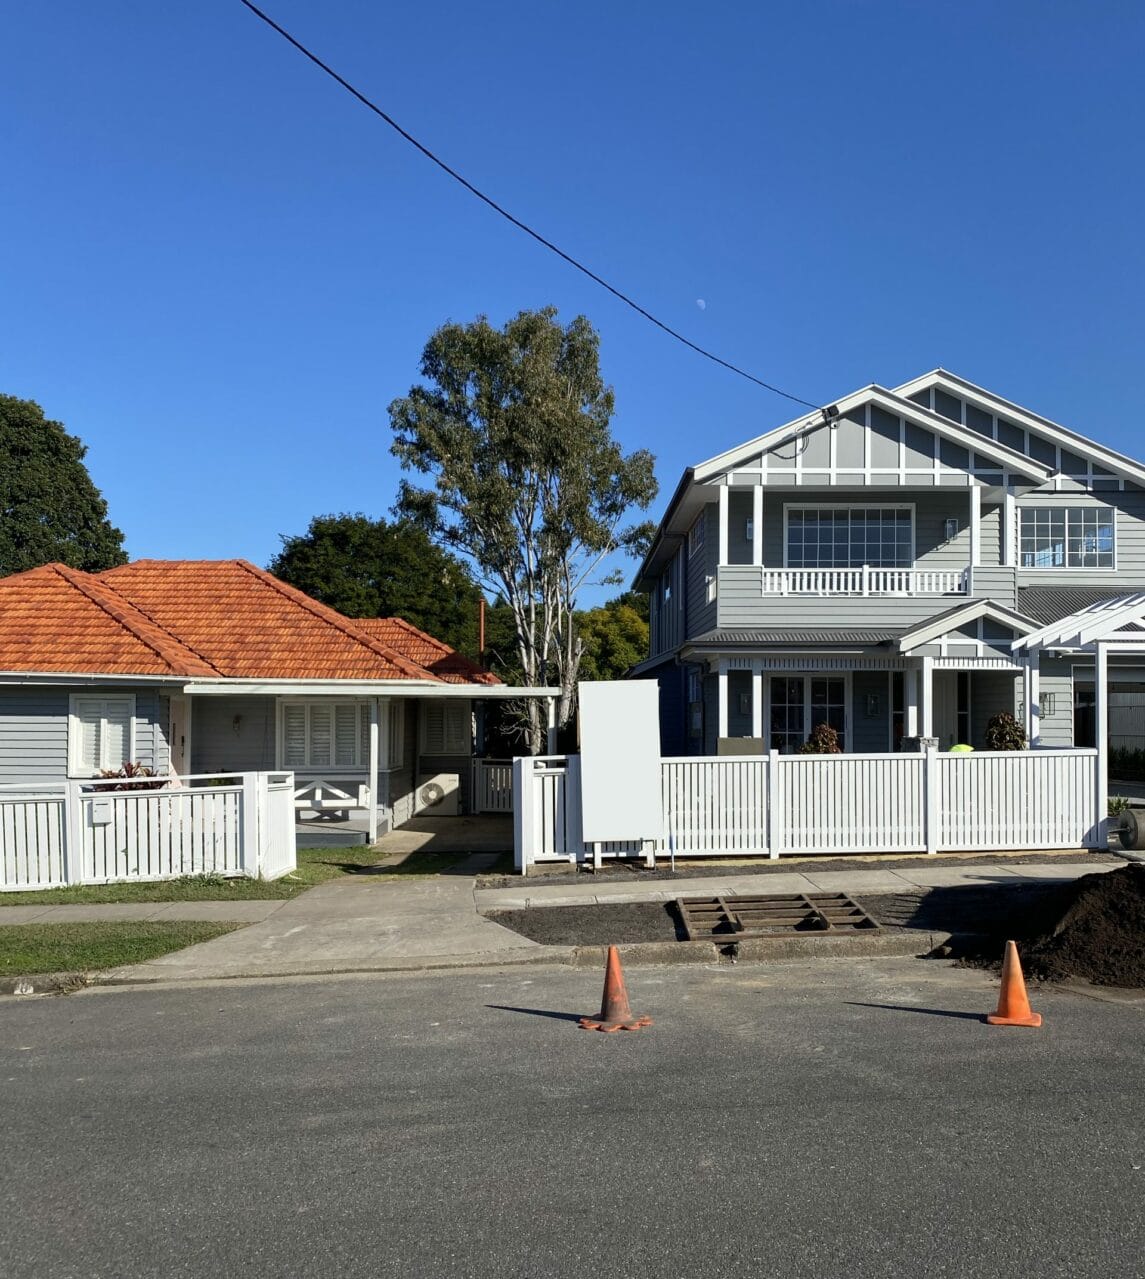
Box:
[237,0,821,411]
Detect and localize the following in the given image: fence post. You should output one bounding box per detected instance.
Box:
[767,749,781,859]
[241,773,262,879]
[924,743,938,855]
[512,757,531,875]
[63,780,84,886]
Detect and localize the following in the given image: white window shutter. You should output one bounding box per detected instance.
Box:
[445,703,470,754]
[308,706,332,766]
[423,703,445,754]
[283,705,307,767]
[334,705,358,767]
[74,698,103,773]
[103,699,132,768]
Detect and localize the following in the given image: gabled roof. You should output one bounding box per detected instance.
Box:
[691,384,1053,484]
[896,599,1041,653]
[354,618,500,685]
[95,561,434,681]
[894,370,1145,489]
[0,563,221,677]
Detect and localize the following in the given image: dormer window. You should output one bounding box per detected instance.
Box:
[1019,506,1114,569]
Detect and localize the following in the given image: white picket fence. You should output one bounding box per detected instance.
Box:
[513,749,1102,872]
[0,772,297,891]
[471,759,514,814]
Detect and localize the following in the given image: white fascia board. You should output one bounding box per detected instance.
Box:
[691,385,1050,483]
[182,679,557,699]
[0,670,191,687]
[898,601,1040,653]
[895,370,1145,488]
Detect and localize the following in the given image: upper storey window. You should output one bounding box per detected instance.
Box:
[787,507,913,569]
[1020,507,1114,569]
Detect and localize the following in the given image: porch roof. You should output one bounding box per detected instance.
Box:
[684,627,900,649]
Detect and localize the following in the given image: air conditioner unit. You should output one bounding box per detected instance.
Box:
[417,772,460,816]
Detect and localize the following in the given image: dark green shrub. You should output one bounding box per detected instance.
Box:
[984,712,1026,751]
[799,723,842,755]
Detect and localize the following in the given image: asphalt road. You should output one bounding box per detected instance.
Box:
[2,958,1142,1279]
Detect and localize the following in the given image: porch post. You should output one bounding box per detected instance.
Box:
[905,663,920,738]
[1003,488,1017,568]
[1095,641,1109,842]
[751,662,763,739]
[752,485,763,566]
[546,696,558,754]
[718,483,729,566]
[717,660,729,739]
[920,656,934,738]
[1024,655,1041,746]
[367,698,379,843]
[969,484,981,569]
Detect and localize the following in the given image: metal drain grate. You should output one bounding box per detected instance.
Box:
[676,893,880,941]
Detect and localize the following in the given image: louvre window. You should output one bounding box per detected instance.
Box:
[282,702,369,768]
[70,696,135,775]
[1019,507,1114,569]
[421,702,471,755]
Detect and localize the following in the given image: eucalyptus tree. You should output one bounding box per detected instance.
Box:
[390,308,657,750]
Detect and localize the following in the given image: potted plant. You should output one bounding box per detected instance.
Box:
[798,723,842,755]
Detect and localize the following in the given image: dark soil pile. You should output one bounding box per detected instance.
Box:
[487,902,683,946]
[1019,863,1145,987]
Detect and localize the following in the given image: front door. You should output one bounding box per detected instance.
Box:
[931,672,971,748]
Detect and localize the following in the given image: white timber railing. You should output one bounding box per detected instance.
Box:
[514,748,1101,872]
[760,567,968,596]
[0,772,297,892]
[472,759,514,814]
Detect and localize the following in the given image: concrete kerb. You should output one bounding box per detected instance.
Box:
[1,928,959,996]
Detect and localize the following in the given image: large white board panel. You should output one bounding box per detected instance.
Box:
[578,681,662,844]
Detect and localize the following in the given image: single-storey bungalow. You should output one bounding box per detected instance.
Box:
[0,559,558,837]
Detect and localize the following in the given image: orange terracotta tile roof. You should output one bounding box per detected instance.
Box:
[0,563,220,676]
[96,561,436,681]
[355,618,501,685]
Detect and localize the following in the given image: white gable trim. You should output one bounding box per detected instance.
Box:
[897,600,1039,653]
[894,370,1145,489]
[1013,592,1145,654]
[692,385,1050,484]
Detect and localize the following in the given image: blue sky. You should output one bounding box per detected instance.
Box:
[2,1,1143,605]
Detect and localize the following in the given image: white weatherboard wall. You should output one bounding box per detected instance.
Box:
[578,681,663,844]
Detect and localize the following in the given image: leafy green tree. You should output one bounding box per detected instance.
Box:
[576,598,649,682]
[0,394,127,575]
[390,308,658,750]
[268,513,486,655]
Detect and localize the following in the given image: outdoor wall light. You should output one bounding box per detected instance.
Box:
[745,519,754,541]
[1040,694,1056,717]
[944,518,959,541]
[865,693,881,717]
[232,715,243,734]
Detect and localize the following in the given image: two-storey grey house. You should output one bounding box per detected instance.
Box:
[633,370,1145,756]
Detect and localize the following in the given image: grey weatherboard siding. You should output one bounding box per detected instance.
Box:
[0,687,169,783]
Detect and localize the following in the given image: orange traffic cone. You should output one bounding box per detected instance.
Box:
[579,945,652,1033]
[986,939,1042,1027]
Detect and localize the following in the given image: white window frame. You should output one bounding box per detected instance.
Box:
[1018,503,1117,571]
[687,514,706,558]
[783,504,916,570]
[68,694,136,777]
[279,700,369,770]
[420,700,473,756]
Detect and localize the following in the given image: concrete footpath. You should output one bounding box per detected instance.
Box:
[0,855,1115,986]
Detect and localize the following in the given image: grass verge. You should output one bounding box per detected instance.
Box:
[0,921,240,976]
[0,847,504,906]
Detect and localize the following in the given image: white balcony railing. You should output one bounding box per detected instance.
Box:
[760,567,968,597]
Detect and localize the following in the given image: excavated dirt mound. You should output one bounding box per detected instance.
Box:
[1019,864,1145,988]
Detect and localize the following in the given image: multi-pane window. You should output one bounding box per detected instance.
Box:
[1019,507,1114,569]
[687,514,705,558]
[282,703,369,768]
[787,508,913,568]
[69,695,135,774]
[769,676,847,752]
